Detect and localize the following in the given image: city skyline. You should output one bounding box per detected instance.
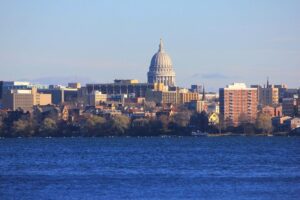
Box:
[0,0,299,91]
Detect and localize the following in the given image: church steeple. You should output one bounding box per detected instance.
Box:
[202,85,206,101]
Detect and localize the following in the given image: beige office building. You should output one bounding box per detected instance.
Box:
[146,89,200,105]
[2,88,52,112]
[260,86,279,106]
[251,84,279,106]
[89,91,107,106]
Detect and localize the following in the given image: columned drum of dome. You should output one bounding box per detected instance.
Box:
[147,39,176,86]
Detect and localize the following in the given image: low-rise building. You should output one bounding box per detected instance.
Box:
[2,88,52,112]
[38,87,78,105]
[297,98,300,116]
[262,105,282,118]
[207,102,219,114]
[88,91,107,106]
[86,79,155,98]
[282,98,296,116]
[287,117,300,130]
[187,100,207,113]
[146,89,199,105]
[272,116,292,132]
[68,82,81,89]
[208,112,219,125]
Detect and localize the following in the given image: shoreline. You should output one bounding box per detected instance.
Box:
[0,132,297,139]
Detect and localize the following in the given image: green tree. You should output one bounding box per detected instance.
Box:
[255,112,273,134]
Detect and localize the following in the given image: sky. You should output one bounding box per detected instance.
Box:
[0,0,299,91]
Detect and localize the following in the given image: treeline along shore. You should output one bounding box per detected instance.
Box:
[0,108,298,138]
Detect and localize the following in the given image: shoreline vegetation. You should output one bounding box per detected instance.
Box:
[0,109,298,138]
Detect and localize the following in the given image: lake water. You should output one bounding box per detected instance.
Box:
[0,137,300,200]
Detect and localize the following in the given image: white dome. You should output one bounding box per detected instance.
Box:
[150,51,173,68]
[147,39,176,86]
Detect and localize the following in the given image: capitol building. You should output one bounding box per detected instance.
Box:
[147,39,176,87]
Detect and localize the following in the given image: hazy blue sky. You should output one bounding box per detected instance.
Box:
[0,0,299,91]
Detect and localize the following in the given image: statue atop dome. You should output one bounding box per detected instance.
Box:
[158,38,164,52]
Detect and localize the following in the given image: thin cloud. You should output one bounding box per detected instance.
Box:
[189,73,231,79]
[201,73,230,79]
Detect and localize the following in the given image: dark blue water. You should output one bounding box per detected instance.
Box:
[0,137,300,200]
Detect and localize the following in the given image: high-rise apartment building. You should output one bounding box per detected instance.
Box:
[219,83,258,127]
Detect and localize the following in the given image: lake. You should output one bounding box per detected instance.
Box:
[0,137,300,200]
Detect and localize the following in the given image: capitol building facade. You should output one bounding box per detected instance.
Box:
[147,39,176,87]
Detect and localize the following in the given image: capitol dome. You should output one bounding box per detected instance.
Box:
[147,39,176,86]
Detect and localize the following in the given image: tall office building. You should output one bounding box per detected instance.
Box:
[219,83,258,127]
[147,39,176,86]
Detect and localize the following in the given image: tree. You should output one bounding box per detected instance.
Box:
[82,115,107,136]
[172,111,191,127]
[159,115,169,133]
[39,118,58,136]
[217,113,225,133]
[109,115,130,135]
[255,112,273,134]
[148,118,163,136]
[238,113,250,125]
[131,118,151,136]
[12,119,36,137]
[238,113,251,134]
[190,111,209,132]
